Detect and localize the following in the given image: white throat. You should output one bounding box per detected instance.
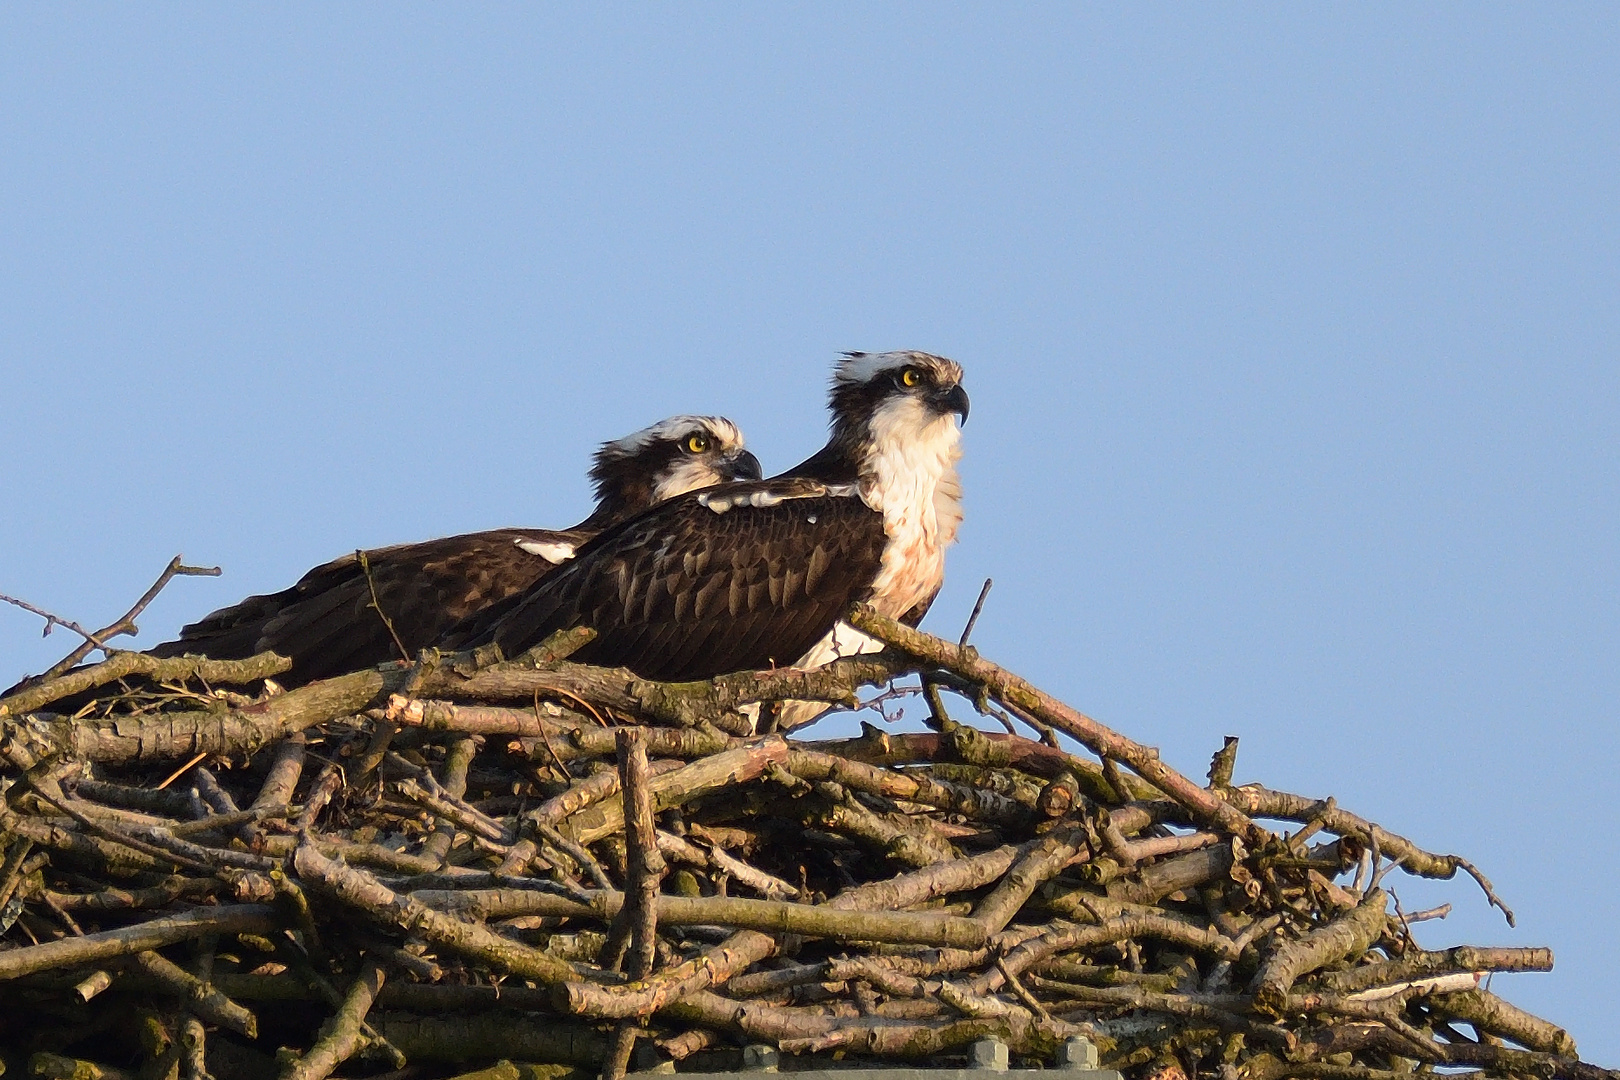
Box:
[856,395,964,619]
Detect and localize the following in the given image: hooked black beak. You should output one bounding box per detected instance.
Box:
[726,449,764,481]
[933,384,970,424]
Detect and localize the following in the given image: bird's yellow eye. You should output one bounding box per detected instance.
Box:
[899,366,923,388]
[686,433,710,454]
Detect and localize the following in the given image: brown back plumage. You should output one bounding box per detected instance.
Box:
[147,527,591,685]
[447,480,890,681]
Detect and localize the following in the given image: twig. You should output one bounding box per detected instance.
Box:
[36,555,222,682]
[291,841,576,984]
[1222,784,1516,926]
[0,650,290,717]
[960,578,994,646]
[357,550,412,664]
[535,822,615,891]
[0,593,110,651]
[157,751,210,792]
[418,736,481,866]
[27,786,216,874]
[127,949,259,1038]
[616,728,666,982]
[536,691,573,780]
[280,954,389,1080]
[846,603,1270,845]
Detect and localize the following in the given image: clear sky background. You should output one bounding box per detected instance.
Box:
[2,5,1615,1063]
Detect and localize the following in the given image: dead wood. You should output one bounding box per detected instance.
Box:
[2,554,222,688]
[845,604,1267,843]
[409,887,991,947]
[0,904,278,980]
[0,649,291,717]
[0,596,1606,1080]
[126,948,259,1038]
[1252,890,1389,1014]
[279,954,388,1080]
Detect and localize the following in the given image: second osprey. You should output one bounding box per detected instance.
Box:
[451,350,969,721]
[147,417,760,687]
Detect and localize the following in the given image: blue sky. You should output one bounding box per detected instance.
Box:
[2,6,1615,1062]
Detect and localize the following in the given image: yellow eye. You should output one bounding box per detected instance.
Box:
[899,366,923,388]
[685,433,710,454]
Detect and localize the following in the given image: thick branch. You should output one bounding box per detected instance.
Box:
[616,728,666,981]
[1427,987,1577,1056]
[411,887,989,948]
[1314,945,1554,994]
[846,604,1268,843]
[1,650,291,716]
[0,904,279,980]
[2,667,396,765]
[411,653,906,729]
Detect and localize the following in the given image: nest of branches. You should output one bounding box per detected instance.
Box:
[0,572,1609,1080]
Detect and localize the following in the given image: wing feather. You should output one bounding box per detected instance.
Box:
[149,528,588,686]
[466,485,888,682]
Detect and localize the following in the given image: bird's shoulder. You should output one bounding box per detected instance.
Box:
[562,478,880,576]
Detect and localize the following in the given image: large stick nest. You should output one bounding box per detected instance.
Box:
[0,581,1610,1080]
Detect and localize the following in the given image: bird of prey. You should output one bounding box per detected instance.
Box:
[143,416,761,687]
[448,351,968,729]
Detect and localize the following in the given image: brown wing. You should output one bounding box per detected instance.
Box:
[150,528,589,686]
[457,484,889,682]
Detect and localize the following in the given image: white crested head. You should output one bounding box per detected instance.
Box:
[833,350,965,391]
[587,415,761,524]
[599,415,746,461]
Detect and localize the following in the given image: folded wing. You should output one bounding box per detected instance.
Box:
[151,528,586,685]
[465,482,889,683]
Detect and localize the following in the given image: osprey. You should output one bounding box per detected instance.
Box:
[140,416,761,688]
[453,351,968,728]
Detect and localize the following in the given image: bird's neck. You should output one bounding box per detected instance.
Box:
[575,481,648,531]
[781,403,963,543]
[855,398,964,549]
[779,437,860,486]
[579,458,726,532]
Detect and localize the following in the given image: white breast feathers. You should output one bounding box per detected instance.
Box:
[857,395,964,619]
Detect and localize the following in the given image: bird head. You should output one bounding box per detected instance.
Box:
[590,415,761,522]
[824,351,969,476]
[830,351,970,431]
